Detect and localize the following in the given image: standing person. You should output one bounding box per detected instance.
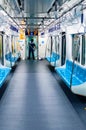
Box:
[28,39,35,60]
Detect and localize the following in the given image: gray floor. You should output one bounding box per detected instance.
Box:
[0,59,86,130]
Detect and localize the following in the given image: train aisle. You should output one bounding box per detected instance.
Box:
[0,60,86,130]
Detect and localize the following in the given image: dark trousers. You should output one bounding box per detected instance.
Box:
[28,49,35,59]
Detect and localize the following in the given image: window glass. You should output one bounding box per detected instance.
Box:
[81,35,85,65]
[0,35,2,63]
[72,34,80,63]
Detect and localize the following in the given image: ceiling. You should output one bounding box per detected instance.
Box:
[24,0,55,30]
[2,0,85,31]
[11,0,64,30]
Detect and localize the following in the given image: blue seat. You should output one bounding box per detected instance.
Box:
[0,67,11,87]
[55,60,86,88]
[46,52,60,63]
[5,52,19,62]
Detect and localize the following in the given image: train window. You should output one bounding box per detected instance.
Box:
[56,36,60,54]
[5,36,10,54]
[52,37,55,53]
[61,32,66,65]
[0,35,2,64]
[72,34,80,63]
[52,36,60,54]
[51,36,53,54]
[81,35,85,65]
[85,35,86,65]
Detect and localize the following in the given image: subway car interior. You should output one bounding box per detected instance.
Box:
[1,0,86,130]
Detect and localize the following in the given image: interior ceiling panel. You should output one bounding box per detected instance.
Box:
[11,0,72,29]
[22,0,55,30]
[16,0,70,29]
[24,0,55,16]
[4,0,83,30]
